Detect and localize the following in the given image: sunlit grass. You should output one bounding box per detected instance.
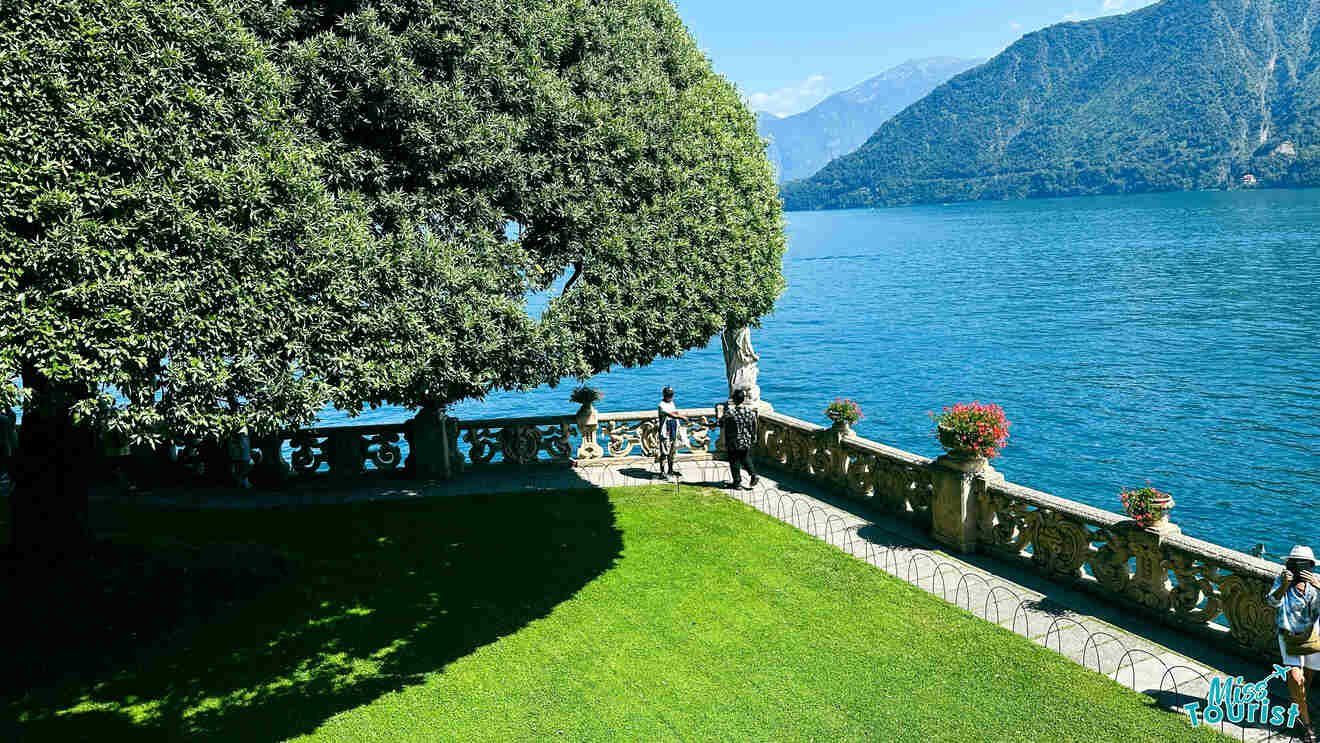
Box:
[6,486,1224,742]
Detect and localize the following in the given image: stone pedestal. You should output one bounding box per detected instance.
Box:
[931,450,1002,553]
[326,430,365,478]
[251,435,291,487]
[409,407,455,480]
[576,404,603,460]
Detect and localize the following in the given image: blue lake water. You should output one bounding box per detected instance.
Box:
[334,189,1320,556]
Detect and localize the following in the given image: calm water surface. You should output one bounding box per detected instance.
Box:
[329,189,1320,556]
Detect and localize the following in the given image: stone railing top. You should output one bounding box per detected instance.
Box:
[1162,530,1281,578]
[597,407,717,422]
[759,410,933,468]
[842,435,934,468]
[759,410,826,432]
[292,421,409,436]
[983,477,1280,580]
[450,414,572,428]
[984,479,1125,530]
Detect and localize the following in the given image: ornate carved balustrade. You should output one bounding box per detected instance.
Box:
[593,408,718,463]
[974,478,1278,659]
[456,415,575,467]
[451,408,718,468]
[754,411,934,526]
[248,407,720,479]
[747,409,1278,662]
[249,423,412,480]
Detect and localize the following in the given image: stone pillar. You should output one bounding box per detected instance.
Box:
[576,406,603,460]
[828,421,851,486]
[250,434,290,486]
[326,430,364,478]
[930,450,1003,553]
[408,406,453,480]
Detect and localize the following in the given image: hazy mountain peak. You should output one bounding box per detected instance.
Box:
[840,57,984,104]
[756,56,983,184]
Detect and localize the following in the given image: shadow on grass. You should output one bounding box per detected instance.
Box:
[5,487,623,742]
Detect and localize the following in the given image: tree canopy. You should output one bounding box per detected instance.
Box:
[0,0,415,443]
[2,0,786,448]
[240,0,786,408]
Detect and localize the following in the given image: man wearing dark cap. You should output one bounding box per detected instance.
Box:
[656,386,688,479]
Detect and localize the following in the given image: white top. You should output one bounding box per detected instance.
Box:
[658,400,679,440]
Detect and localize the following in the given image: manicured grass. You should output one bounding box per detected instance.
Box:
[7,487,1223,742]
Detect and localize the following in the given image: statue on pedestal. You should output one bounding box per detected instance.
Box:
[721,326,761,404]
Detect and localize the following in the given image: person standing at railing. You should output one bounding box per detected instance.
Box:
[656,386,689,480]
[1266,545,1320,742]
[717,388,759,490]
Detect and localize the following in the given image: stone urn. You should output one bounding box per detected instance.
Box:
[575,402,603,460]
[576,402,598,426]
[828,417,854,437]
[934,425,999,476]
[1145,494,1176,533]
[1124,489,1178,534]
[937,425,967,454]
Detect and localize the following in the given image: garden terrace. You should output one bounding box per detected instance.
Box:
[192,402,1282,666]
[6,485,1229,742]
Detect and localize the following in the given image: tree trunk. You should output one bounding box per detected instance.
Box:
[9,369,95,560]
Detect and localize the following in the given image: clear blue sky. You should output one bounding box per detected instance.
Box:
[671,0,1158,116]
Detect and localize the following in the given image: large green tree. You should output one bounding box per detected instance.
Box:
[1,0,785,554]
[0,0,424,554]
[239,0,786,402]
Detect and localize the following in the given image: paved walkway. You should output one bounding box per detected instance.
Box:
[93,459,1303,742]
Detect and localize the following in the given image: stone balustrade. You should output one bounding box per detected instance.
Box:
[233,400,1278,663]
[975,478,1278,660]
[754,411,935,526]
[247,407,720,481]
[749,408,1280,664]
[248,423,411,480]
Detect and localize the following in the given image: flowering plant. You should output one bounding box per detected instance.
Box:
[824,398,863,425]
[1119,485,1172,528]
[928,401,1010,459]
[569,386,603,405]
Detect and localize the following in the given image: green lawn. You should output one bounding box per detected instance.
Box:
[6,487,1223,742]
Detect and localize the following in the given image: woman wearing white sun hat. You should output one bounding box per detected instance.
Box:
[1266,545,1320,742]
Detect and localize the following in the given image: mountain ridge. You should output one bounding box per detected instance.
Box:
[782,0,1320,211]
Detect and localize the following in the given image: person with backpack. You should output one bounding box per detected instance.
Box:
[718,388,759,490]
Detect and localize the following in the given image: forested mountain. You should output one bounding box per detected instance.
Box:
[756,58,983,184]
[782,0,1320,211]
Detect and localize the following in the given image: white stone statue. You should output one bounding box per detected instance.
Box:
[721,326,761,403]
